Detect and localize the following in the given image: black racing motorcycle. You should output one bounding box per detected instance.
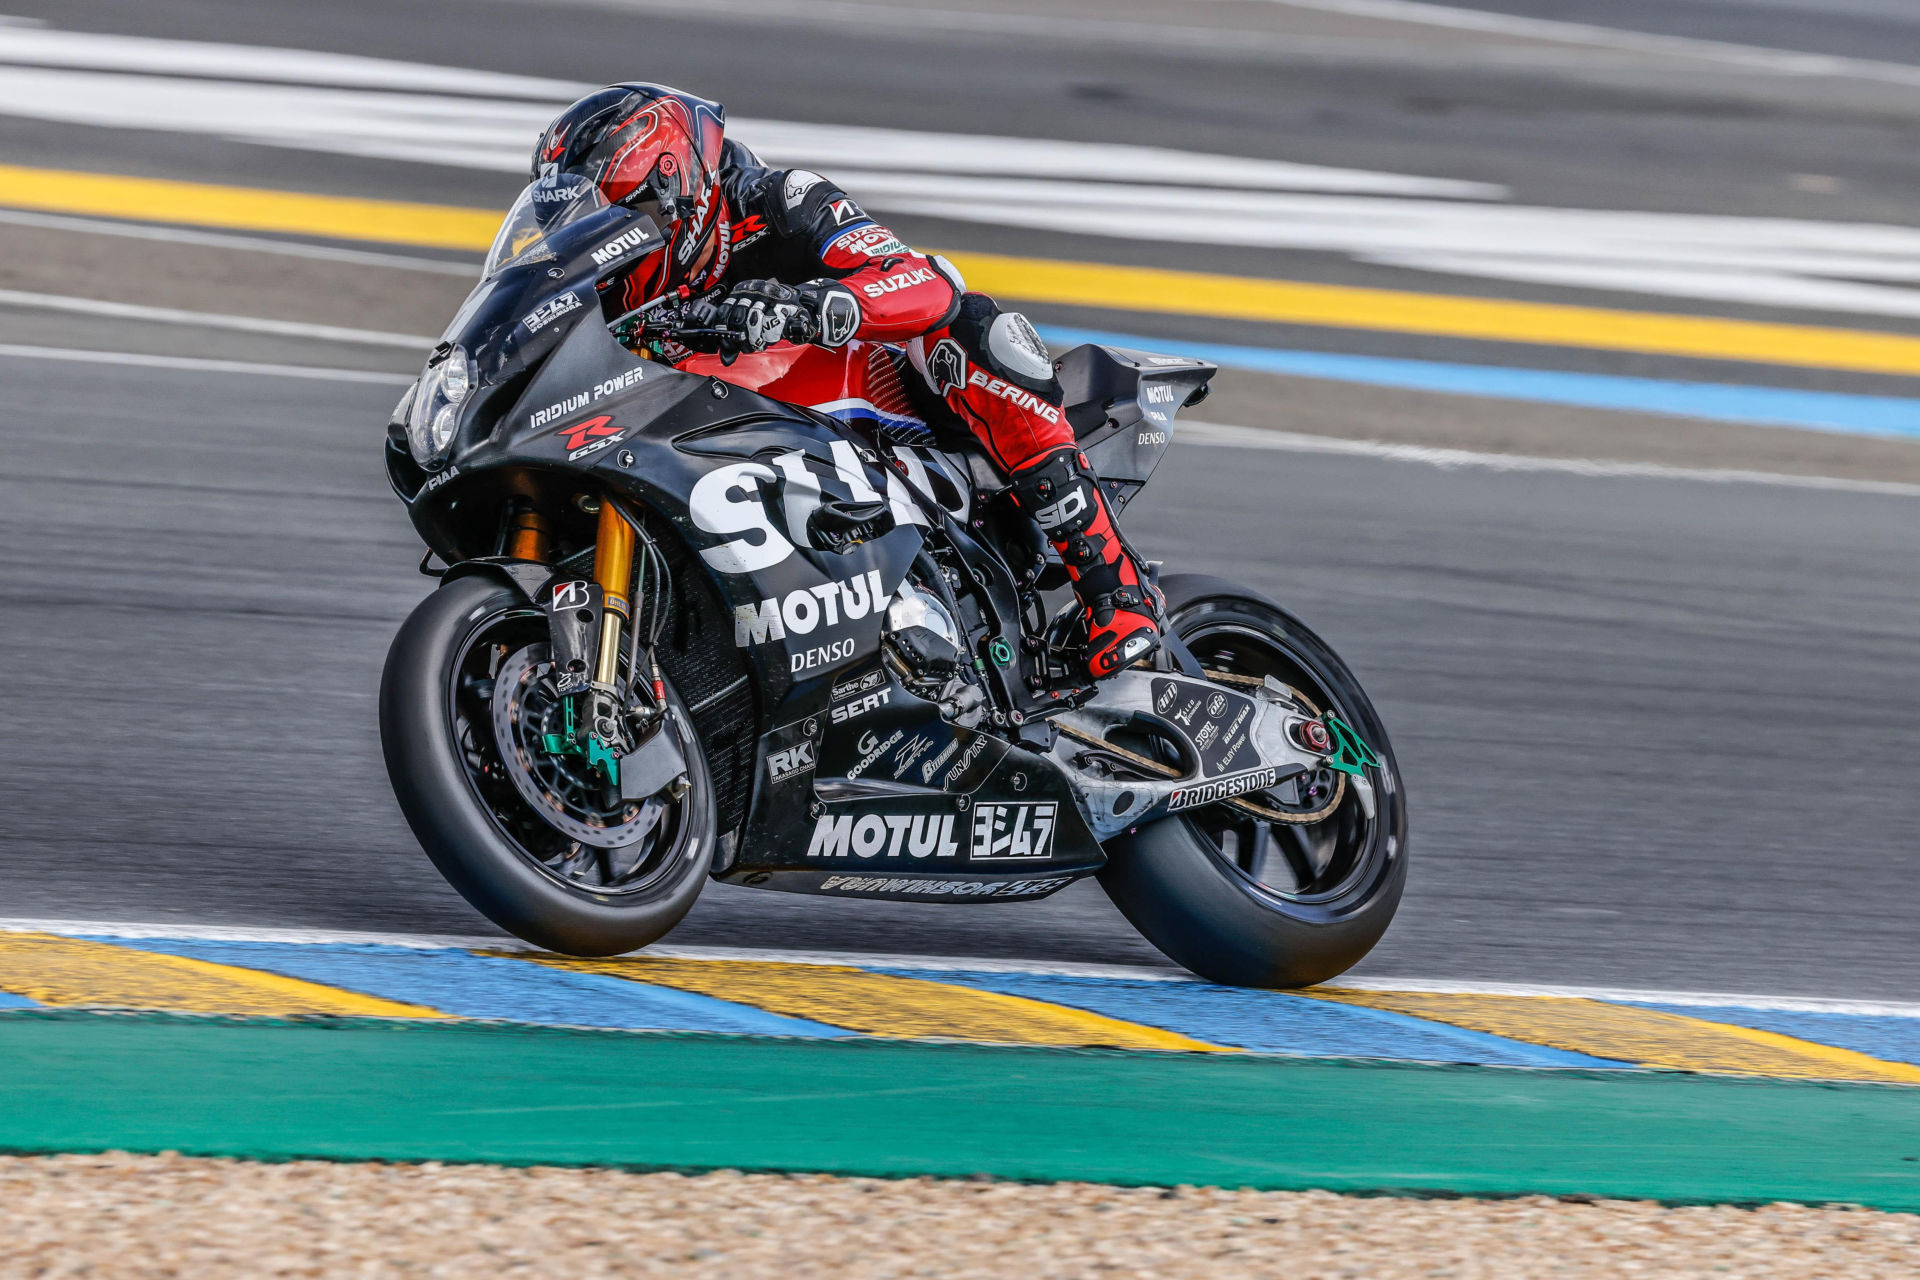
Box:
[379,173,1407,987]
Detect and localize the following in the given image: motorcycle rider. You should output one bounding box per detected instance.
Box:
[531,83,1162,681]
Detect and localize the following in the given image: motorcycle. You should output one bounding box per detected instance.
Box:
[379,171,1407,987]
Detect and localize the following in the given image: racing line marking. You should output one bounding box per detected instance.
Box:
[6,166,1920,378]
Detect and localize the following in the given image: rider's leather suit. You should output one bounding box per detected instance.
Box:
[611,139,1162,679]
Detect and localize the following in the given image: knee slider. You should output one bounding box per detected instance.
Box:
[948,295,1063,400]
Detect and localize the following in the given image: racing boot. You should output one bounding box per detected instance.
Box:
[1011,445,1163,680]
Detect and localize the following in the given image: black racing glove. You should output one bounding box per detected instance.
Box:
[694,279,805,353]
[791,279,862,349]
[691,278,863,354]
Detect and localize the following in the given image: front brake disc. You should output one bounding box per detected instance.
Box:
[490,645,660,849]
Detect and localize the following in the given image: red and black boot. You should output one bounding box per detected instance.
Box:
[1011,446,1163,680]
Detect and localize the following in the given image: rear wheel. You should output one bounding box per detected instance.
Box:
[1097,574,1407,987]
[380,574,712,955]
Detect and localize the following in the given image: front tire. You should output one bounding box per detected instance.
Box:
[380,574,712,955]
[1098,574,1408,987]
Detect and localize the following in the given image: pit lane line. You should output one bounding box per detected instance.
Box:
[2,918,1918,1082]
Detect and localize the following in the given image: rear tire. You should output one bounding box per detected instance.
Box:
[1097,574,1408,987]
[380,574,712,955]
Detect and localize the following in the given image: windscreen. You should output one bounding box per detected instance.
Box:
[482,173,612,279]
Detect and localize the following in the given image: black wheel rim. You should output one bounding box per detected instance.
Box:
[445,602,695,897]
[1177,617,1388,914]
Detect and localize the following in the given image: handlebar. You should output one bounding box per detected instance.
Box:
[609,287,819,358]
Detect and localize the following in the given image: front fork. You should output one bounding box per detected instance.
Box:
[537,495,663,786]
[586,497,633,744]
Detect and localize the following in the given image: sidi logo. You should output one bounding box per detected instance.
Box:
[970,803,1057,861]
[1032,488,1086,528]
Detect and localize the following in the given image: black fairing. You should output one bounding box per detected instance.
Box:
[1058,344,1216,513]
[386,197,1213,902]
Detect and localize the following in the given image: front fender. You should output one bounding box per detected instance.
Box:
[442,556,562,605]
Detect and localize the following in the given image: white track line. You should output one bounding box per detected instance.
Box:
[1316,975,1920,1019]
[0,208,480,275]
[5,916,1916,1016]
[0,289,434,348]
[3,330,1903,494]
[0,343,412,384]
[0,25,586,98]
[1181,421,1920,497]
[1262,0,1920,89]
[1,324,1899,493]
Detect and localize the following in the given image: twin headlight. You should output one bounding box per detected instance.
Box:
[403,345,473,467]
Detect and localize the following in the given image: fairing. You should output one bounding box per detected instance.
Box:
[385,179,1214,900]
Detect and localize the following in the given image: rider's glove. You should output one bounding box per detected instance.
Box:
[705,279,864,349]
[790,280,862,349]
[700,279,805,354]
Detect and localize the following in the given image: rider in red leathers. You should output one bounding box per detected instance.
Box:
[532,84,1162,680]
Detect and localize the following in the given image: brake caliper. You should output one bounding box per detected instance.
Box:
[539,696,622,786]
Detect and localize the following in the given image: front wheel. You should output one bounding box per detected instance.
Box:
[1098,574,1408,987]
[379,574,713,955]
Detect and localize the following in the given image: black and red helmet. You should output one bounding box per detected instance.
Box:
[532,84,727,282]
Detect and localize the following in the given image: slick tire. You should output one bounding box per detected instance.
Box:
[380,574,711,956]
[1097,574,1408,988]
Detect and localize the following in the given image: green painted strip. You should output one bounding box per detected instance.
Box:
[2,1012,1917,1209]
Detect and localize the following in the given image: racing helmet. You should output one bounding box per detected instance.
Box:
[531,84,727,286]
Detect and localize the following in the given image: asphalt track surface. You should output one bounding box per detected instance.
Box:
[4,349,1917,999]
[3,0,1920,999]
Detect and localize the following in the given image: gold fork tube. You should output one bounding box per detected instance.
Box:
[592,499,634,687]
[505,505,551,562]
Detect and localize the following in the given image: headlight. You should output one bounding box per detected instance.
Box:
[406,346,471,468]
[443,346,472,404]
